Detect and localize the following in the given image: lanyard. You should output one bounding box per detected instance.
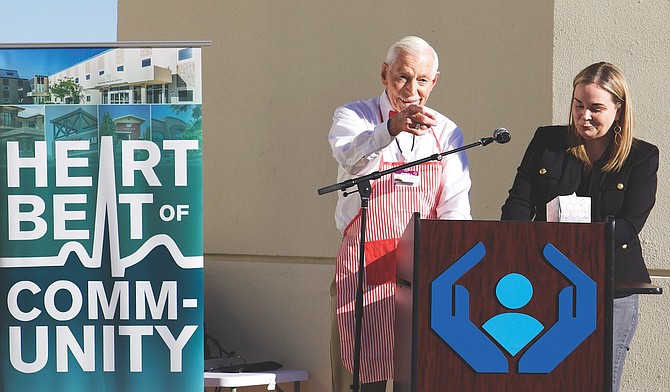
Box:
[395,135,415,153]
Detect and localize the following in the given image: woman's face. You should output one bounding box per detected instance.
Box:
[572,82,621,141]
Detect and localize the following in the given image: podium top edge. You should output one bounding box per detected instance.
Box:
[0,41,213,49]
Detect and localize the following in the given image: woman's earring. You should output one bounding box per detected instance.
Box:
[614,123,622,144]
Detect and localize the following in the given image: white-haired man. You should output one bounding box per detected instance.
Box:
[328,36,472,392]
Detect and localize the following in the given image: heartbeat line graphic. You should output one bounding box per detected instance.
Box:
[0,136,203,277]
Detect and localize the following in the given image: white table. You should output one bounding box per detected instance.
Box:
[204,369,309,392]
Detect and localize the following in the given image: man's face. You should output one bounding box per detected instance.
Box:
[381,50,439,112]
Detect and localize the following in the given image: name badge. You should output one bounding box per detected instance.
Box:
[393,169,420,187]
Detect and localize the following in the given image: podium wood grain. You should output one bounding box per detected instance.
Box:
[395,217,612,392]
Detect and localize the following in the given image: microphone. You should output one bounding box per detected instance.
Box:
[480,128,511,146]
[493,127,511,144]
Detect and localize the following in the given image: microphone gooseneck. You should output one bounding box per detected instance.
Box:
[318,127,512,195]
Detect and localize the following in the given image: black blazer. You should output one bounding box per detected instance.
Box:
[501,126,659,283]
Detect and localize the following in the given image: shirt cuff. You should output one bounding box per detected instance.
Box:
[375,121,394,148]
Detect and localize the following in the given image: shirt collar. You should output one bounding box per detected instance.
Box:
[379,91,395,122]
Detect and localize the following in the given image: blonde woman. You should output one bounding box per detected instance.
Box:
[501,62,659,391]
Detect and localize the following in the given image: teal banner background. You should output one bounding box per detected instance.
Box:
[0,45,203,391]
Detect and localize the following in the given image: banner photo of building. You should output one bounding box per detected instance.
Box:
[0,43,205,391]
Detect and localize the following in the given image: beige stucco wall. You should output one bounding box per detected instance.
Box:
[553,1,670,391]
[119,0,553,258]
[118,1,668,391]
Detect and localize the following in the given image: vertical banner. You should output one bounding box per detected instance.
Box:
[0,44,204,391]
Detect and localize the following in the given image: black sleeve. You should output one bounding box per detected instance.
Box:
[500,127,546,221]
[612,142,659,249]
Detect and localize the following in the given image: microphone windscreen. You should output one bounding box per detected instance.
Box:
[493,128,511,143]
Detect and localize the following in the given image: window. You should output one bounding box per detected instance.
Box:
[133,86,142,104]
[178,48,193,61]
[141,58,152,67]
[75,77,79,83]
[147,85,165,104]
[86,74,91,80]
[117,65,124,72]
[99,70,105,75]
[178,90,193,102]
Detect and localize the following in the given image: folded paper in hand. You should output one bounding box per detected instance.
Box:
[546,193,591,223]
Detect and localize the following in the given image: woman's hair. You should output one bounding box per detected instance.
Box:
[385,36,439,74]
[567,62,634,172]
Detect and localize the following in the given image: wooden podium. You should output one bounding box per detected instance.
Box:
[394,215,614,391]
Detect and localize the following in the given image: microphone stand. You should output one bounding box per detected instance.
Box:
[317,134,501,392]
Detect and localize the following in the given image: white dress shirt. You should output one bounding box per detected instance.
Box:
[329,91,472,232]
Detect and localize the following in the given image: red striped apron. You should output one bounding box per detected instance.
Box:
[336,134,443,382]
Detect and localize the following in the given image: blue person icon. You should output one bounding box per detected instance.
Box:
[482,273,544,356]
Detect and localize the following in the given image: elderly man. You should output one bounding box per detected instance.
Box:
[328,36,472,392]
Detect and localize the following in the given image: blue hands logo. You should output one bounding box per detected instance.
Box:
[431,242,596,374]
